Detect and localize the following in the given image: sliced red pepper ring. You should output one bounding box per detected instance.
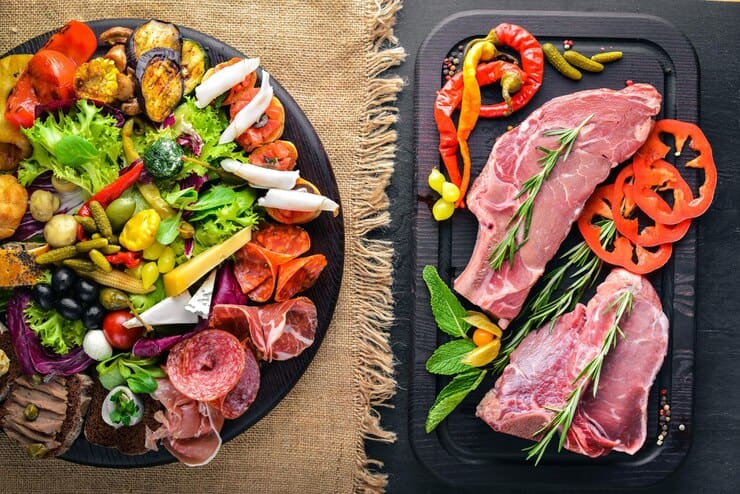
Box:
[611,163,691,247]
[633,119,717,224]
[578,184,672,275]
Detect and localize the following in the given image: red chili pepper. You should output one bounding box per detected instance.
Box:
[632,119,717,225]
[434,61,526,189]
[578,184,672,275]
[105,251,142,269]
[479,23,544,118]
[78,160,145,217]
[611,163,691,247]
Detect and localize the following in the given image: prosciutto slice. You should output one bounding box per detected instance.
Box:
[146,379,225,467]
[210,297,317,362]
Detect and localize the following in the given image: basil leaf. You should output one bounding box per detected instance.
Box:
[54,135,99,166]
[426,339,476,375]
[425,369,487,433]
[422,265,471,338]
[127,371,157,394]
[156,209,182,245]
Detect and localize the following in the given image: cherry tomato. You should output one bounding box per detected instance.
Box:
[27,50,77,104]
[102,310,144,350]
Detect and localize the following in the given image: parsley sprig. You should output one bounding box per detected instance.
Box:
[523,288,634,465]
[109,390,142,426]
[488,114,594,270]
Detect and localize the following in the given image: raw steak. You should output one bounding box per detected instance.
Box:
[454,84,662,327]
[476,269,669,458]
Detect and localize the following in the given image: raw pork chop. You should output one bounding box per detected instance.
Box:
[454,84,662,327]
[476,269,669,458]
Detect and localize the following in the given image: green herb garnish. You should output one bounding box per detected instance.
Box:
[96,353,167,394]
[488,114,594,270]
[523,288,634,465]
[109,390,142,426]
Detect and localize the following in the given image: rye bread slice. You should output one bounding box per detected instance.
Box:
[84,379,162,455]
[46,373,93,457]
[0,331,21,404]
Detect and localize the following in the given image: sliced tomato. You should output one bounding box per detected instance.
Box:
[611,163,691,247]
[578,184,672,275]
[26,50,77,104]
[632,119,716,224]
[40,20,97,65]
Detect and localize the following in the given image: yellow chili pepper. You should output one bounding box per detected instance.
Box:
[119,209,160,252]
[457,31,498,208]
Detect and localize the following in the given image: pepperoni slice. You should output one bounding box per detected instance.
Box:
[252,223,310,258]
[274,254,327,302]
[214,346,260,419]
[166,329,246,402]
[233,242,290,295]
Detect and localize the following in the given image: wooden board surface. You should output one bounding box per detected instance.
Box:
[3,18,344,467]
[411,11,698,488]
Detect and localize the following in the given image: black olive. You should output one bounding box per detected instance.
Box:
[75,279,100,306]
[56,297,82,321]
[32,283,55,311]
[51,267,77,294]
[81,304,106,330]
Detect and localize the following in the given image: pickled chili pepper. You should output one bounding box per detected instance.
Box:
[578,184,672,275]
[611,163,691,247]
[632,119,717,224]
[105,251,142,269]
[478,23,544,118]
[76,160,145,240]
[434,61,526,191]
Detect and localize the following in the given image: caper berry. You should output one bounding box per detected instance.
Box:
[27,443,48,458]
[24,403,39,421]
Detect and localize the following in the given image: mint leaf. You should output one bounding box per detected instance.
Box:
[422,265,470,338]
[425,368,487,433]
[426,339,476,375]
[54,135,99,166]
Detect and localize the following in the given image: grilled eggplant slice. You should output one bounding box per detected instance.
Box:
[181,39,208,95]
[135,48,183,123]
[127,19,181,67]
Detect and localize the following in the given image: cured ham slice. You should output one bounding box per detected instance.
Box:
[476,269,669,457]
[210,297,318,362]
[146,379,225,467]
[454,84,662,327]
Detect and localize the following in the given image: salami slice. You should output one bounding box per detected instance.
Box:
[274,254,328,302]
[252,223,310,258]
[166,329,246,402]
[214,346,261,419]
[233,242,289,295]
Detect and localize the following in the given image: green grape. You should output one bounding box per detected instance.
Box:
[441,181,461,203]
[427,168,445,193]
[432,198,455,221]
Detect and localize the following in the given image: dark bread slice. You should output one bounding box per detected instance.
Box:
[0,331,21,404]
[84,379,163,455]
[47,373,93,457]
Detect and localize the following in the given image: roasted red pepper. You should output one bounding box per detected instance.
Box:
[105,251,142,269]
[40,20,97,66]
[578,184,672,275]
[434,61,526,189]
[26,49,77,105]
[632,119,717,225]
[4,72,38,128]
[479,23,544,118]
[611,163,691,247]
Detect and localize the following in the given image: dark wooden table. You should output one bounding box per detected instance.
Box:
[370,0,740,491]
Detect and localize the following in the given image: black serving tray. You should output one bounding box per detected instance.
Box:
[411,11,698,489]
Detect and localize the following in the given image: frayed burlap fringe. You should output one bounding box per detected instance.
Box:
[353,0,405,492]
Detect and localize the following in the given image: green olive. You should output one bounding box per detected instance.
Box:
[105,197,136,232]
[99,287,130,311]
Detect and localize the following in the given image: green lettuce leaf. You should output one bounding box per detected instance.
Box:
[18,100,122,194]
[23,301,86,355]
[190,184,260,248]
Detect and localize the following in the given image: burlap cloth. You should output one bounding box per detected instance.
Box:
[0,1,404,492]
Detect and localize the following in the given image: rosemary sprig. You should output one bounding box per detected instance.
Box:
[523,288,634,465]
[492,219,616,373]
[488,114,594,270]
